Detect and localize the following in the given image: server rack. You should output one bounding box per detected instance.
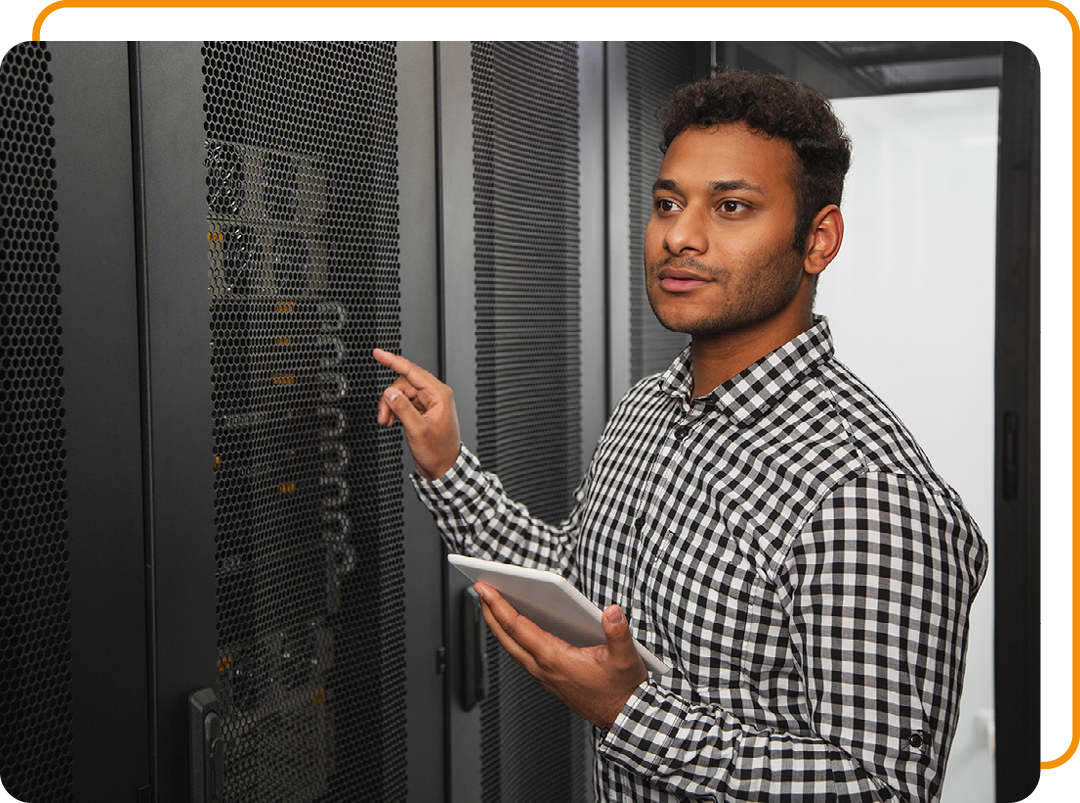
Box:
[2,41,152,802]
[1,41,447,803]
[437,40,606,803]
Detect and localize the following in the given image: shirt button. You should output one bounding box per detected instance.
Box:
[673,425,689,440]
[635,516,646,530]
[908,732,924,749]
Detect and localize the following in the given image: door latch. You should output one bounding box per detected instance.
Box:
[189,687,225,803]
[461,587,488,710]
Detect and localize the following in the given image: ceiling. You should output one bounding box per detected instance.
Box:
[815,41,1004,94]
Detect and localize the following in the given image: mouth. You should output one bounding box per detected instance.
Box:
[657,266,709,293]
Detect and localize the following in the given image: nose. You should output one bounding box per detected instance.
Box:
[662,205,708,256]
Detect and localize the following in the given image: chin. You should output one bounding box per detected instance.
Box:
[651,310,713,336]
[649,297,720,335]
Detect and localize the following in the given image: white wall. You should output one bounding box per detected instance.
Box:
[821,88,1000,803]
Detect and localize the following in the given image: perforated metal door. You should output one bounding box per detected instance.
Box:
[0,41,75,803]
[1,38,155,802]
[470,41,590,803]
[202,41,406,802]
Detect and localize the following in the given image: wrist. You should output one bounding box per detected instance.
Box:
[415,443,462,481]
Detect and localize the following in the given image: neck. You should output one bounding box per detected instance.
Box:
[689,307,814,398]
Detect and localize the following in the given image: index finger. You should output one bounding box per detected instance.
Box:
[372,349,442,390]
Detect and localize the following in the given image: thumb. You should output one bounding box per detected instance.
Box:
[602,605,638,663]
[384,387,426,431]
[384,387,458,481]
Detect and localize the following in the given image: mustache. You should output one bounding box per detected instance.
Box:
[647,256,721,277]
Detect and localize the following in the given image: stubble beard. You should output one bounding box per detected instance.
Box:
[645,248,806,338]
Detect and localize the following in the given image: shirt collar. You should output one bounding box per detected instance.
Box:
[657,316,835,425]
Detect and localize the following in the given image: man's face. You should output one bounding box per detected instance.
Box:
[645,123,809,338]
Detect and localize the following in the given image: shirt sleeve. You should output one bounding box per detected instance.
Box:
[597,471,988,802]
[411,444,584,583]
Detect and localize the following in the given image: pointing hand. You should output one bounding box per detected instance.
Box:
[374,349,461,481]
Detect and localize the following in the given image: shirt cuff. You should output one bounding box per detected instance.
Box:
[597,681,683,777]
[410,443,486,518]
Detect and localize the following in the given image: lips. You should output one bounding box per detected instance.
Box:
[657,266,709,293]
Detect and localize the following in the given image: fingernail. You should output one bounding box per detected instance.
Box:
[474,583,488,602]
[386,388,399,402]
[605,607,624,625]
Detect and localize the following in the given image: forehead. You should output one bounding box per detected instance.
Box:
[658,123,798,197]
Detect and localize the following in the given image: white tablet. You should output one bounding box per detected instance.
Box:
[449,554,671,674]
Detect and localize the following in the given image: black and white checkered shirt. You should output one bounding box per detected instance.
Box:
[414,317,987,802]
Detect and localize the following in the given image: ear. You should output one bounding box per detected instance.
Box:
[803,205,844,275]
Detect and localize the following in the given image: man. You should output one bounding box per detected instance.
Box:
[375,70,986,802]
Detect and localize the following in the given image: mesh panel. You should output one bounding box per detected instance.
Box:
[0,41,75,803]
[627,42,697,383]
[203,42,405,803]
[471,41,589,803]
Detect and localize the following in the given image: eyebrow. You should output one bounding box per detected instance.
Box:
[652,178,766,195]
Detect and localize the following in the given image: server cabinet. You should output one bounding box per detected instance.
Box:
[606,42,711,397]
[438,41,606,803]
[1,41,151,803]
[993,41,1040,803]
[395,41,446,803]
[2,40,445,803]
[141,41,446,803]
[435,40,723,801]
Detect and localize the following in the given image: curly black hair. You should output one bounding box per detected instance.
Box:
[658,70,852,249]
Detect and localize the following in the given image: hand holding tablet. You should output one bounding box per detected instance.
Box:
[449,554,671,674]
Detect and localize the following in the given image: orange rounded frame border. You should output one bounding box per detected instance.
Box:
[21,0,1080,768]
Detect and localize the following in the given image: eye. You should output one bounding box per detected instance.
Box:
[655,198,681,214]
[719,199,747,214]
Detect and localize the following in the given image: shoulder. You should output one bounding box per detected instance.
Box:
[729,356,981,581]
[774,355,956,493]
[782,469,988,603]
[607,344,693,423]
